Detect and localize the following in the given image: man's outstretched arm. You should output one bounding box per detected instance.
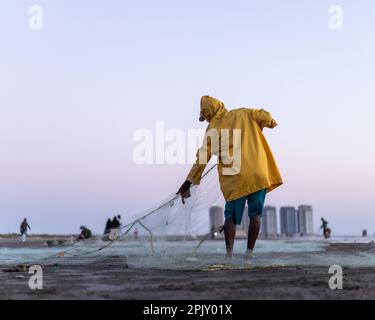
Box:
[176,130,213,204]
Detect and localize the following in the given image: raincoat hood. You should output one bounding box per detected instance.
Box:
[200,96,228,122]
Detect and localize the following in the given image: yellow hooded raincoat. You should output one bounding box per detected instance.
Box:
[187,96,283,201]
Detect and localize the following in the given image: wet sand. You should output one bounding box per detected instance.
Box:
[0,236,74,248]
[1,241,375,300]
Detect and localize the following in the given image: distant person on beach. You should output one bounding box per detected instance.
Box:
[102,216,122,241]
[104,219,112,234]
[320,218,331,239]
[77,226,92,240]
[111,215,122,229]
[177,96,283,261]
[20,218,31,242]
[134,228,139,240]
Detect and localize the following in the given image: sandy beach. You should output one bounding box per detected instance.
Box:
[1,239,375,300]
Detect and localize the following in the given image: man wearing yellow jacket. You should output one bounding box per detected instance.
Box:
[177,96,283,260]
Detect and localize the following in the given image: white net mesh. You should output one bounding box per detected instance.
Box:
[121,163,223,240]
[1,163,230,269]
[3,163,372,270]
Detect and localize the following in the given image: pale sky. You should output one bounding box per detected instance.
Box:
[0,0,374,235]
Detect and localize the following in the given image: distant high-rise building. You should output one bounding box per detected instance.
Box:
[209,205,224,233]
[280,206,297,235]
[297,205,314,235]
[261,206,277,237]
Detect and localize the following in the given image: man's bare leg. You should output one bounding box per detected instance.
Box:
[247,216,261,257]
[224,218,236,257]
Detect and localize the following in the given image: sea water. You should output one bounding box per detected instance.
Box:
[1,237,375,269]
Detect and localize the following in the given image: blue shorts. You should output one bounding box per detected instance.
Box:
[224,189,267,225]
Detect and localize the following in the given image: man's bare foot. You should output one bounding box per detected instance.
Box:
[226,246,233,259]
[244,249,253,263]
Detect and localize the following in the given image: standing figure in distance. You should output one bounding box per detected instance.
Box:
[20,218,31,243]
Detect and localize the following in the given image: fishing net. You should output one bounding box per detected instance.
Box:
[121,163,223,241]
[4,162,369,270]
[1,162,233,269]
